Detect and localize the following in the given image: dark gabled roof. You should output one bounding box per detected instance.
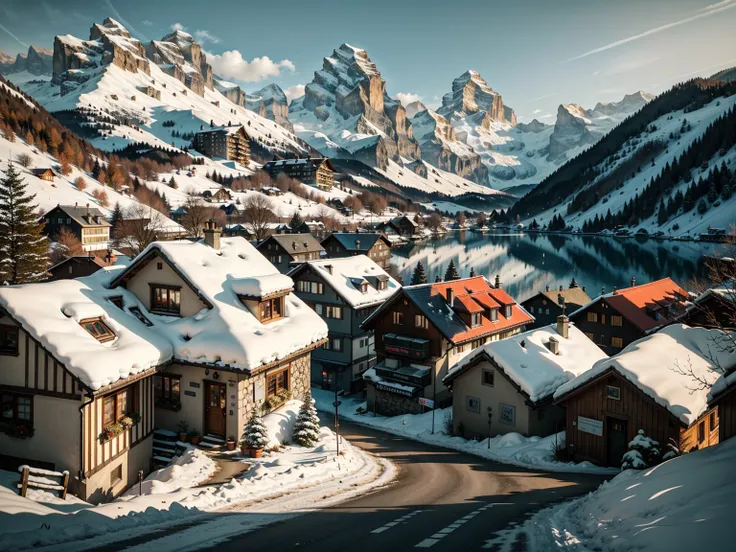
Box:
[259,233,325,256]
[49,205,111,228]
[49,255,111,272]
[263,158,335,172]
[321,232,387,252]
[390,215,418,227]
[31,168,55,176]
[524,287,591,312]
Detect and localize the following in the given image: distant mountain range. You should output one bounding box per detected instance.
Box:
[0,45,52,76]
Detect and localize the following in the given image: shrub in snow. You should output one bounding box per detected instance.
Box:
[621,429,662,470]
[242,413,269,449]
[293,394,321,447]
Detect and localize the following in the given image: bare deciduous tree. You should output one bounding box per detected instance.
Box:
[427,213,443,233]
[243,194,275,240]
[116,204,168,257]
[180,194,211,238]
[16,153,32,168]
[50,226,84,264]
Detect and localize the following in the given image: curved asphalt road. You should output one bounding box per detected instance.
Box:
[209,418,607,552]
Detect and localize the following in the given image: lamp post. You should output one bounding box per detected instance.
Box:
[333,386,344,456]
[487,407,493,449]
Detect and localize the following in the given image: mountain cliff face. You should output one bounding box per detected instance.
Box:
[437,70,516,126]
[244,83,293,132]
[0,46,53,76]
[146,30,213,96]
[289,43,421,171]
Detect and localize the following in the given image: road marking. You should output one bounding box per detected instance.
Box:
[370,510,424,534]
[414,502,514,548]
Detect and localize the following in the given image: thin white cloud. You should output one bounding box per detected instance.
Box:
[171,22,185,32]
[103,0,148,41]
[142,20,153,26]
[566,1,736,62]
[395,92,421,106]
[207,50,296,83]
[0,22,27,48]
[526,92,556,103]
[194,30,220,44]
[532,109,542,114]
[284,84,306,104]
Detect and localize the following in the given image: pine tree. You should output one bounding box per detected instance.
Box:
[0,162,49,284]
[289,211,303,231]
[293,393,321,447]
[410,262,427,285]
[241,413,269,449]
[621,429,661,470]
[110,202,124,240]
[444,260,460,281]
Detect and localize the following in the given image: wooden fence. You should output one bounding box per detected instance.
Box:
[17,465,70,499]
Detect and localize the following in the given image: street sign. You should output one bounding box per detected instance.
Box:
[333,401,342,408]
[418,397,434,408]
[577,416,603,436]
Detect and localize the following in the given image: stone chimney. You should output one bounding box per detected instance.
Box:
[495,274,501,289]
[446,286,455,305]
[545,284,550,292]
[325,264,333,275]
[104,249,117,264]
[570,277,578,288]
[601,286,605,295]
[559,285,563,291]
[547,336,560,354]
[203,218,221,250]
[556,314,569,339]
[631,276,636,288]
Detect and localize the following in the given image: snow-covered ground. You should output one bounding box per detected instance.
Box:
[487,437,736,551]
[312,390,615,475]
[0,400,394,551]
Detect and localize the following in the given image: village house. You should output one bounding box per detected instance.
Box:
[444,315,606,440]
[521,279,591,329]
[321,232,392,270]
[262,158,335,191]
[554,324,733,467]
[0,222,327,503]
[569,277,690,355]
[47,251,119,281]
[361,276,533,416]
[31,168,55,182]
[42,204,112,252]
[708,357,736,443]
[255,233,325,274]
[677,285,734,329]
[288,256,399,393]
[378,215,419,238]
[192,125,250,166]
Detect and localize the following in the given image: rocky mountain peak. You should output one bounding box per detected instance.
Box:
[147,29,213,95]
[404,100,426,119]
[438,69,515,126]
[0,45,52,76]
[245,83,293,132]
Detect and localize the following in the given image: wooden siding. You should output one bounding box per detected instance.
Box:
[717,388,736,442]
[81,376,155,477]
[561,371,680,466]
[570,298,644,355]
[680,406,719,451]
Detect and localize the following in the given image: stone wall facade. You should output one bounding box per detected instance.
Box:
[366,382,423,417]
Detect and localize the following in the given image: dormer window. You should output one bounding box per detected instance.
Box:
[471,312,482,327]
[360,283,368,294]
[490,308,498,322]
[504,305,512,318]
[259,296,284,323]
[150,285,181,316]
[377,279,388,291]
[81,317,115,343]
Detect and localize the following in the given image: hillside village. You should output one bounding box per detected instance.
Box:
[0,11,734,552]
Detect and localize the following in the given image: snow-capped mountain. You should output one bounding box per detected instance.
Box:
[511,79,736,236]
[244,83,293,132]
[0,45,52,76]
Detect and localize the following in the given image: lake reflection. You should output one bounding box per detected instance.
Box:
[389,231,728,302]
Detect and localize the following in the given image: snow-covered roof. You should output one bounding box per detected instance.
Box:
[555,325,736,425]
[323,232,386,252]
[445,322,607,402]
[0,268,173,391]
[288,255,399,309]
[0,238,328,391]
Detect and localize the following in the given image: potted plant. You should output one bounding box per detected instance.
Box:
[189,429,201,446]
[240,413,268,458]
[226,435,236,451]
[178,421,189,442]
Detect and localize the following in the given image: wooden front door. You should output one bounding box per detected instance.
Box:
[606,417,628,467]
[204,381,227,437]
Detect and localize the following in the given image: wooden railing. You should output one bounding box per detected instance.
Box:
[18,465,70,499]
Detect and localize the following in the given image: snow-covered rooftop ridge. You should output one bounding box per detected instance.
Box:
[446,322,607,402]
[555,324,736,425]
[292,255,399,309]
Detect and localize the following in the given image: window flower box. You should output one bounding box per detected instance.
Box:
[263,390,291,411]
[0,421,34,439]
[100,413,139,442]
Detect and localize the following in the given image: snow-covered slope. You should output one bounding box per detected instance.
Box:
[490,438,736,552]
[523,92,736,236]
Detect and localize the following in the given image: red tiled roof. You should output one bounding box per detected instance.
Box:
[470,292,501,310]
[604,277,689,332]
[454,295,484,313]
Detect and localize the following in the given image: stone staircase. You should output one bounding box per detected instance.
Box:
[152,428,184,469]
[199,434,225,451]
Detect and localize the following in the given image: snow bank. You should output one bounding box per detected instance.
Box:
[262,399,301,448]
[488,438,736,552]
[122,449,216,496]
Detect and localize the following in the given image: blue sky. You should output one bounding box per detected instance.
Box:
[1,0,735,121]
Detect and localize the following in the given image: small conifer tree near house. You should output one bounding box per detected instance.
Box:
[289,210,303,232]
[621,429,662,470]
[293,393,321,447]
[242,412,269,453]
[444,260,460,281]
[0,161,49,284]
[410,261,427,285]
